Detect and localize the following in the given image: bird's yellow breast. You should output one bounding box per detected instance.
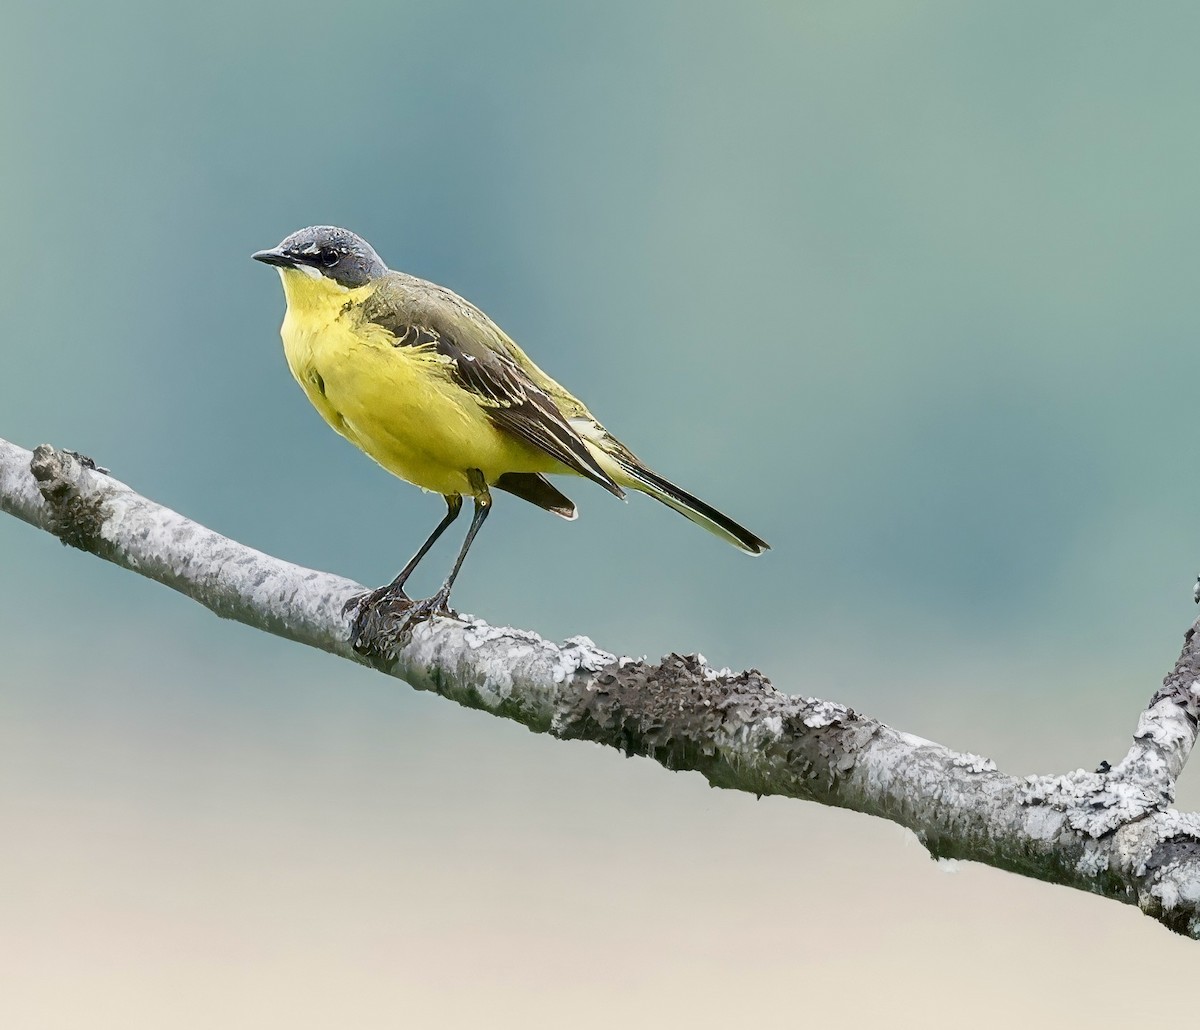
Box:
[275,268,557,496]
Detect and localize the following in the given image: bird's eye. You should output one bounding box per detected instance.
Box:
[320,249,340,267]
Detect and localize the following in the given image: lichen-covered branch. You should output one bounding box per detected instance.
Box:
[3,436,1200,937]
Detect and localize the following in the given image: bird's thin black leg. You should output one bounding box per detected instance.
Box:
[391,472,492,629]
[343,494,461,618]
[385,494,463,596]
[345,475,492,656]
[429,489,492,613]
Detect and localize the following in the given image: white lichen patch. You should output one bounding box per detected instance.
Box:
[760,714,784,741]
[1128,812,1200,878]
[1024,769,1167,838]
[462,618,542,651]
[952,752,998,774]
[561,635,616,673]
[1022,805,1067,844]
[1075,842,1112,879]
[1134,703,1195,752]
[802,699,848,729]
[1022,771,1099,807]
[725,721,765,748]
[548,635,617,683]
[505,644,536,663]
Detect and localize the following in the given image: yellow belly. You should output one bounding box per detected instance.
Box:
[281,308,559,496]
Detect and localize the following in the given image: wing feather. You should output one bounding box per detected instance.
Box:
[362,276,623,497]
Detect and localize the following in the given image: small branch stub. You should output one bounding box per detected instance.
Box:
[28,444,109,552]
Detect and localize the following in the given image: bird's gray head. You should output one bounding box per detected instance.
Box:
[252,226,387,288]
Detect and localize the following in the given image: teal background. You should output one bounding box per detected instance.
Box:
[3,2,1199,1024]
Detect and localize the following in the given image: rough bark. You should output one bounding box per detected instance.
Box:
[3,436,1200,937]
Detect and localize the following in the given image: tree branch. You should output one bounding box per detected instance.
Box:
[4,435,1200,937]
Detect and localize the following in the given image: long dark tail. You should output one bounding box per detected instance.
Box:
[611,457,769,555]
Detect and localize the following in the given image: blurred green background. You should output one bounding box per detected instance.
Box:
[3,1,1200,1025]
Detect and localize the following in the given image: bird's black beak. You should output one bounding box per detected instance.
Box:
[252,247,295,268]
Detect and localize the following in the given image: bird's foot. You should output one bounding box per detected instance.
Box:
[344,584,410,655]
[343,584,458,662]
[343,583,409,617]
[402,588,457,627]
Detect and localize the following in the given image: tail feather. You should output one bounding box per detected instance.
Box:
[494,472,577,520]
[610,457,770,556]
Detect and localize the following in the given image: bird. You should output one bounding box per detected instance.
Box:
[253,225,768,641]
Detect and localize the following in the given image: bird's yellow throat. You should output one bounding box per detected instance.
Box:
[277,266,366,321]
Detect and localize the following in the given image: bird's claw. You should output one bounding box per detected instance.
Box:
[397,591,457,630]
[344,585,409,654]
[342,583,409,619]
[344,585,457,658]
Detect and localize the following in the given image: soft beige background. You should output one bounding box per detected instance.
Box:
[3,1,1200,1025]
